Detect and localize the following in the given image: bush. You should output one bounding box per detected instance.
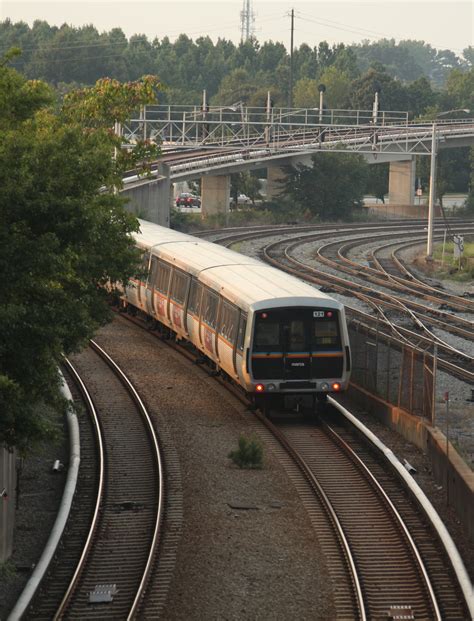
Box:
[228,434,263,469]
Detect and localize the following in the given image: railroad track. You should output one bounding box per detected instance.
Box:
[26,342,164,620]
[103,311,472,618]
[247,404,470,620]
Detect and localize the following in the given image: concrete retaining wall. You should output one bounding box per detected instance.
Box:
[365,204,442,219]
[0,447,16,562]
[346,383,474,542]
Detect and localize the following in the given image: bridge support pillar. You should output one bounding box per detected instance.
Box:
[201,174,230,217]
[121,162,171,227]
[388,158,415,206]
[266,166,287,200]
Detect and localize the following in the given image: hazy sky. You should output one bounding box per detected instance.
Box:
[2,1,473,55]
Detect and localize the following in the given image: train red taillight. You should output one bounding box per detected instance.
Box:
[332,382,341,391]
[255,384,265,392]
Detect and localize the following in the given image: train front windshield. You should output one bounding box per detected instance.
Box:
[251,308,344,380]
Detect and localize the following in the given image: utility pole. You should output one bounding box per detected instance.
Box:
[289,8,294,109]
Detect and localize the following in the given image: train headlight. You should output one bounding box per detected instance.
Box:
[255,384,265,393]
[320,383,329,391]
[267,383,276,392]
[332,382,341,391]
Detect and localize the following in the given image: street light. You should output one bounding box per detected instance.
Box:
[426,108,471,259]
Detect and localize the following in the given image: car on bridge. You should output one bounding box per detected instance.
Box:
[175,192,201,208]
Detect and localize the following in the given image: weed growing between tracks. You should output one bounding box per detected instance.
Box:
[228,435,264,469]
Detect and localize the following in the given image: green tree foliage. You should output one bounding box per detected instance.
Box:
[318,66,352,108]
[0,60,161,450]
[349,67,409,112]
[212,68,256,105]
[293,78,319,108]
[282,152,368,219]
[350,39,463,86]
[366,163,389,203]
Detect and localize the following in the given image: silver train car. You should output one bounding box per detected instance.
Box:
[123,219,351,410]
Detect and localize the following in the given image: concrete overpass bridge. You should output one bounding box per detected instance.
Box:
[119,104,474,225]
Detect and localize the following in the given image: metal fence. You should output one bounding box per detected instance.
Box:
[348,319,435,424]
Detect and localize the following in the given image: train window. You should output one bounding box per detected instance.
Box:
[155,261,171,295]
[218,301,238,344]
[254,318,280,351]
[311,312,340,348]
[286,320,305,352]
[237,313,247,351]
[147,256,158,290]
[202,289,219,329]
[188,279,202,315]
[170,270,189,305]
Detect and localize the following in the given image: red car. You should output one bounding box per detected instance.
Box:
[175,193,201,208]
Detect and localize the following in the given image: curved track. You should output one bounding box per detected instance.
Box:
[27,342,164,620]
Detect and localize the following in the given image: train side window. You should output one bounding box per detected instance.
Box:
[188,279,202,315]
[170,270,189,305]
[236,313,247,351]
[218,300,238,344]
[147,256,158,290]
[155,261,171,295]
[202,289,219,329]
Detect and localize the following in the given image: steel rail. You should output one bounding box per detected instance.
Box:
[89,340,164,620]
[54,357,105,620]
[254,410,367,621]
[325,423,442,620]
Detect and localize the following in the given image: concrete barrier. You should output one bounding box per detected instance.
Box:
[346,382,474,543]
[365,203,442,219]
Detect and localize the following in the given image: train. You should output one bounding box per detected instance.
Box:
[122,219,351,412]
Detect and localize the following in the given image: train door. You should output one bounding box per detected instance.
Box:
[169,269,190,335]
[235,312,247,383]
[281,311,312,381]
[187,279,202,347]
[154,260,171,322]
[145,256,158,316]
[216,300,239,375]
[200,288,219,360]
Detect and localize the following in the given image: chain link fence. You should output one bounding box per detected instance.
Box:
[348,319,435,423]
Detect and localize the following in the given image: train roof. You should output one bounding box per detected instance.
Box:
[135,220,342,311]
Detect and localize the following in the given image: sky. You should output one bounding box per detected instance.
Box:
[1,1,473,56]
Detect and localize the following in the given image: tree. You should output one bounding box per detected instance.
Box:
[0,59,161,450]
[318,66,352,108]
[366,163,389,203]
[293,78,319,108]
[282,152,368,219]
[212,68,255,105]
[349,67,409,112]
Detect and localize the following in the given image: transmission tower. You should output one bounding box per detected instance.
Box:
[240,0,256,42]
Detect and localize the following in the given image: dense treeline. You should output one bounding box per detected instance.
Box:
[1,19,472,113]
